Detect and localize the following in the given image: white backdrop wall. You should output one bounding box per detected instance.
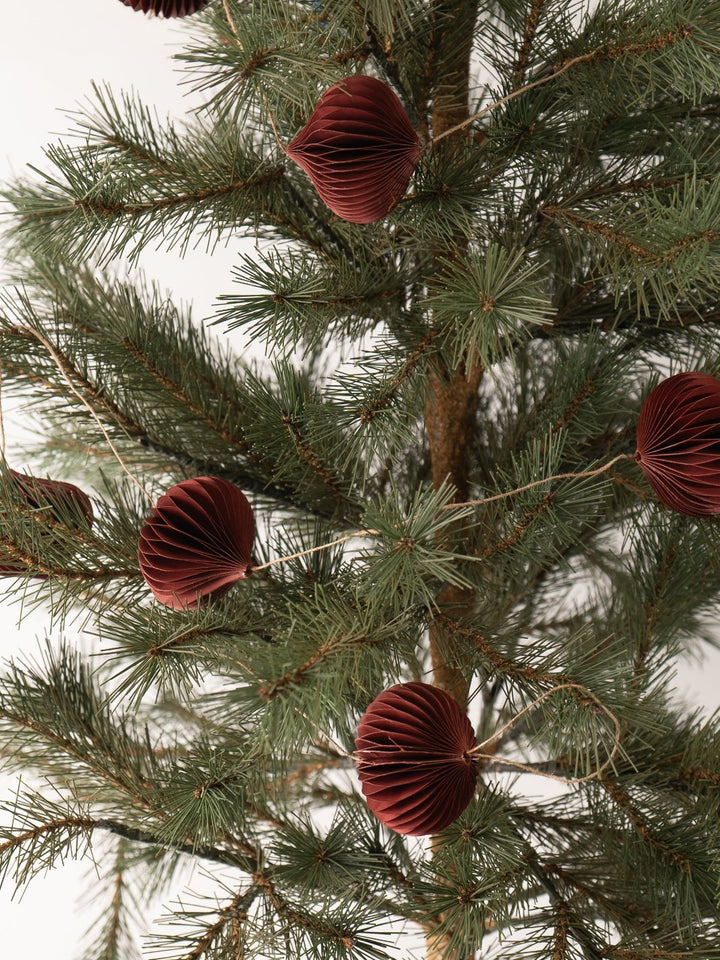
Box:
[1,4,240,957]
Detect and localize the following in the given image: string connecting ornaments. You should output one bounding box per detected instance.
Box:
[353,681,622,836]
[42,347,707,610]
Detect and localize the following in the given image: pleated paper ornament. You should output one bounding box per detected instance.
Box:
[119,0,209,16]
[355,681,478,835]
[635,372,720,517]
[0,470,94,576]
[138,477,254,609]
[286,75,422,224]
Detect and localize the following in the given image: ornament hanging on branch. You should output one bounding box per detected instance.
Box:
[287,75,422,224]
[635,371,720,517]
[138,476,254,609]
[119,0,209,17]
[355,681,479,835]
[0,469,94,576]
[7,470,94,528]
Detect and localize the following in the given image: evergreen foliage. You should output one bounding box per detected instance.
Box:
[1,0,720,956]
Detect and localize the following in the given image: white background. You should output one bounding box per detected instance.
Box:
[0,3,240,956]
[1,3,720,959]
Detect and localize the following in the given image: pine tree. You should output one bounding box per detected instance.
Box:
[2,0,720,957]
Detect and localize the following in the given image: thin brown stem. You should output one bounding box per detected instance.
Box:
[280,412,344,503]
[541,205,720,265]
[122,337,246,453]
[553,900,571,960]
[69,170,284,220]
[222,0,239,36]
[0,364,5,458]
[0,706,156,806]
[513,0,546,89]
[0,534,138,580]
[252,870,356,950]
[428,25,694,147]
[599,778,693,872]
[0,816,95,857]
[185,886,259,960]
[357,329,439,424]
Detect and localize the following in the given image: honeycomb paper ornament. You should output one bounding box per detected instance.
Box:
[355,681,478,835]
[119,0,209,17]
[286,75,422,224]
[1,470,94,576]
[138,477,254,608]
[635,371,720,517]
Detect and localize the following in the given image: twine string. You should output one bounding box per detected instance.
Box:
[261,92,287,155]
[458,454,633,507]
[251,454,633,573]
[352,682,621,786]
[426,46,614,149]
[18,326,152,502]
[468,681,622,785]
[296,709,354,760]
[222,0,239,36]
[251,528,380,572]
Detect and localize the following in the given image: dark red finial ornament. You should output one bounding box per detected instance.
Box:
[636,371,720,517]
[138,477,254,609]
[0,470,94,576]
[355,681,478,836]
[119,0,209,17]
[286,75,422,224]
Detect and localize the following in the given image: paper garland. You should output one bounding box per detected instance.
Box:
[0,470,93,576]
[355,681,478,835]
[138,476,254,608]
[636,371,720,517]
[287,75,421,223]
[119,0,209,17]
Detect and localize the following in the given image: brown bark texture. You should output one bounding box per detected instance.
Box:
[423,5,481,958]
[424,0,482,711]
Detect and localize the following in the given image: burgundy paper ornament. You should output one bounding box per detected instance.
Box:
[635,372,720,517]
[7,470,93,527]
[1,470,94,576]
[119,0,209,16]
[286,75,422,224]
[355,681,478,835]
[138,476,254,609]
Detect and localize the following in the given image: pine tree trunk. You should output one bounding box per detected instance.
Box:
[425,363,483,706]
[424,0,481,708]
[424,6,481,958]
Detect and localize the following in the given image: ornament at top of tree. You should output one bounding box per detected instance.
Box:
[635,371,720,517]
[0,469,94,576]
[119,0,209,17]
[286,75,422,224]
[138,476,254,609]
[355,681,478,835]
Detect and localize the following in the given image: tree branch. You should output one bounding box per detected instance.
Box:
[513,0,547,90]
